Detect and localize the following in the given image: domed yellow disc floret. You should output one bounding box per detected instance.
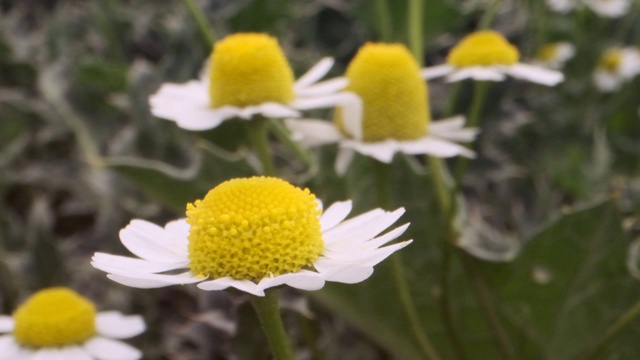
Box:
[447,31,520,67]
[600,49,622,72]
[13,287,96,348]
[186,177,324,281]
[537,43,560,62]
[209,33,295,108]
[335,43,429,142]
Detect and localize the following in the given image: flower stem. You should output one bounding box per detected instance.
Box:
[455,80,489,185]
[477,0,503,30]
[581,298,640,360]
[250,290,295,360]
[374,0,393,41]
[373,160,443,360]
[180,0,216,46]
[407,0,423,62]
[246,117,276,176]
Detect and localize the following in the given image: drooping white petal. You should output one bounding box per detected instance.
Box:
[326,223,410,253]
[503,63,564,86]
[294,57,335,91]
[585,0,629,17]
[285,119,343,147]
[296,77,348,97]
[341,140,397,163]
[249,103,300,119]
[96,312,146,339]
[91,253,187,275]
[0,335,21,360]
[327,240,413,267]
[0,316,13,333]
[320,201,353,231]
[447,66,507,82]
[324,208,406,246]
[334,92,363,141]
[430,119,479,142]
[119,220,188,263]
[427,116,466,133]
[545,0,576,13]
[107,272,202,289]
[593,69,621,92]
[398,136,475,158]
[32,347,91,360]
[258,271,325,292]
[334,148,355,176]
[420,64,454,80]
[319,263,374,284]
[196,277,264,296]
[83,337,142,360]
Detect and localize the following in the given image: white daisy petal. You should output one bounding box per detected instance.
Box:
[258,271,325,292]
[296,77,348,97]
[163,219,190,248]
[91,253,187,275]
[96,312,146,339]
[324,208,406,246]
[334,148,355,176]
[331,240,413,267]
[107,272,201,289]
[285,119,343,147]
[320,201,353,231]
[399,136,475,158]
[83,337,142,360]
[197,277,265,297]
[327,223,410,252]
[294,57,335,91]
[253,102,300,118]
[420,64,454,80]
[427,116,466,133]
[32,347,91,360]
[503,63,564,86]
[119,220,188,263]
[431,126,479,143]
[0,316,13,333]
[342,140,397,163]
[447,66,506,82]
[0,335,21,360]
[593,69,621,92]
[321,263,374,284]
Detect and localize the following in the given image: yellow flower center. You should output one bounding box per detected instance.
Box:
[13,288,96,348]
[447,30,520,67]
[334,43,429,142]
[537,43,560,61]
[208,33,295,108]
[186,177,324,281]
[600,49,622,72]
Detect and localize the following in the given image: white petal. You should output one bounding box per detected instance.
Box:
[163,219,190,247]
[398,136,475,158]
[32,347,91,360]
[327,223,410,253]
[320,263,374,284]
[504,63,564,86]
[119,220,188,263]
[91,253,187,275]
[427,116,466,133]
[197,277,264,296]
[285,119,343,147]
[258,271,325,292]
[96,312,146,339]
[585,0,629,17]
[251,102,300,118]
[446,66,506,82]
[334,148,355,176]
[296,77,348,97]
[107,272,202,289]
[327,240,413,267]
[0,335,21,360]
[294,57,334,91]
[430,118,479,142]
[593,69,621,92]
[420,64,454,80]
[83,337,142,360]
[323,208,405,246]
[291,92,362,119]
[333,92,363,140]
[320,201,353,231]
[341,140,398,163]
[0,317,13,333]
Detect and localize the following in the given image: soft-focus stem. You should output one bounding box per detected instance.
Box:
[250,290,295,360]
[455,80,489,185]
[373,161,443,360]
[407,0,423,62]
[581,297,640,360]
[374,0,393,41]
[180,0,216,45]
[247,117,276,176]
[269,120,314,168]
[477,0,503,30]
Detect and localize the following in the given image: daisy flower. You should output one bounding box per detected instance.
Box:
[593,46,640,92]
[421,30,564,86]
[286,43,478,171]
[149,33,351,131]
[91,177,411,297]
[546,0,630,18]
[0,287,145,360]
[534,42,576,69]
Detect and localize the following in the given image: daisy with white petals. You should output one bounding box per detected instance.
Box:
[287,42,477,172]
[0,287,145,360]
[422,31,564,86]
[92,177,411,297]
[534,42,576,69]
[546,0,630,18]
[150,33,352,131]
[593,46,640,92]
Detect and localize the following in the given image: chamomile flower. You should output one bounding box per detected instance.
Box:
[286,43,477,172]
[546,0,630,18]
[534,42,576,69]
[91,177,411,297]
[0,287,145,360]
[150,33,351,131]
[593,46,640,92]
[422,31,564,86]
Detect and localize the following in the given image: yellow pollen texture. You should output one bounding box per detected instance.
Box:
[13,287,96,348]
[186,177,324,281]
[208,33,295,108]
[335,43,429,142]
[537,43,559,61]
[600,49,622,72]
[447,30,520,67]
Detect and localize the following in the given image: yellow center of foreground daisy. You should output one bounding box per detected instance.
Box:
[209,33,295,108]
[600,49,622,72]
[447,31,520,67]
[186,177,324,281]
[13,287,96,348]
[335,43,429,142]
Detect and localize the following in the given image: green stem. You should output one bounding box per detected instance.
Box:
[250,290,295,360]
[445,82,462,117]
[427,156,452,214]
[407,0,423,62]
[373,161,443,360]
[374,0,393,41]
[180,0,216,45]
[455,80,489,185]
[477,0,503,30]
[269,120,313,168]
[581,298,640,360]
[246,117,276,176]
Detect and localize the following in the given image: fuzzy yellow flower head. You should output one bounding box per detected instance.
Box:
[447,31,520,67]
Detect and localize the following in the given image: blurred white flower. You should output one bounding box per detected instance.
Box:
[546,0,630,17]
[534,42,576,69]
[593,46,640,92]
